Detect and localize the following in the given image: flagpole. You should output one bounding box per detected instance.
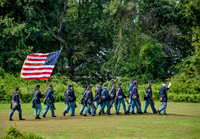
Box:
[60,47,63,52]
[42,79,49,94]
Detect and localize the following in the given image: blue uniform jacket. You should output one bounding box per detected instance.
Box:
[146,85,152,98]
[82,89,87,98]
[46,89,55,103]
[12,92,20,103]
[159,86,169,102]
[65,89,76,102]
[11,92,21,109]
[117,87,126,99]
[95,87,102,97]
[110,86,116,98]
[132,86,139,98]
[102,88,111,102]
[128,82,134,97]
[85,90,94,102]
[33,90,43,104]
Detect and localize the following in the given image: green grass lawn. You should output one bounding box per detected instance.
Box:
[0,101,200,139]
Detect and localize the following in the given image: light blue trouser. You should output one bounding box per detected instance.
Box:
[159,102,167,115]
[35,103,42,116]
[80,100,91,114]
[95,99,105,113]
[131,99,142,113]
[127,98,132,112]
[111,99,117,112]
[117,99,126,113]
[100,101,111,114]
[65,102,75,116]
[43,102,55,117]
[84,103,95,116]
[10,108,22,115]
[144,98,156,113]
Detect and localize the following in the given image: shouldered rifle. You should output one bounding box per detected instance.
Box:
[72,85,77,108]
[138,99,141,106]
[95,88,98,96]
[125,98,129,104]
[93,102,97,109]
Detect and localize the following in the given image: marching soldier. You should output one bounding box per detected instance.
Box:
[9,88,25,121]
[99,84,112,115]
[127,78,135,113]
[94,83,105,114]
[157,81,171,115]
[144,81,157,113]
[110,81,117,113]
[42,85,56,117]
[63,85,76,116]
[131,81,143,114]
[84,85,96,116]
[33,85,44,119]
[80,85,91,115]
[116,83,129,115]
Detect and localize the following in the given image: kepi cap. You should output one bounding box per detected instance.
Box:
[131,78,135,81]
[112,81,116,84]
[36,85,40,88]
[68,85,72,88]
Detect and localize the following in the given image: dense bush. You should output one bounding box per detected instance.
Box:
[2,125,43,139]
[0,73,199,103]
[0,73,84,103]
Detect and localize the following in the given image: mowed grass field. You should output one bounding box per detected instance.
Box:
[0,101,200,139]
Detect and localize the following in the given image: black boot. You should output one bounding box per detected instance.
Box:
[37,115,41,119]
[94,112,96,114]
[9,114,13,121]
[127,111,130,113]
[117,112,119,115]
[157,110,161,115]
[99,112,101,115]
[124,112,129,115]
[19,115,25,120]
[63,111,66,116]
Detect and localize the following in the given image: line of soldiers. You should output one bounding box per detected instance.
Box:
[9,78,171,120]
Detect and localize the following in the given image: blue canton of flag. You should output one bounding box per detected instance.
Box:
[44,51,61,65]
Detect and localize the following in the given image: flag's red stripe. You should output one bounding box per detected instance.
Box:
[24,63,44,66]
[26,58,46,61]
[21,72,52,76]
[28,54,48,57]
[22,68,54,70]
[22,77,50,80]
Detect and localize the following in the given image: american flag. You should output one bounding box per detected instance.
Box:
[21,51,61,80]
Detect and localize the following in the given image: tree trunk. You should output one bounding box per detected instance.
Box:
[67,51,74,80]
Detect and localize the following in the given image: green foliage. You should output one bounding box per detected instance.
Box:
[3,125,43,139]
[0,73,84,103]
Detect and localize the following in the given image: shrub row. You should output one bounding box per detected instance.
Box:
[0,73,199,103]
